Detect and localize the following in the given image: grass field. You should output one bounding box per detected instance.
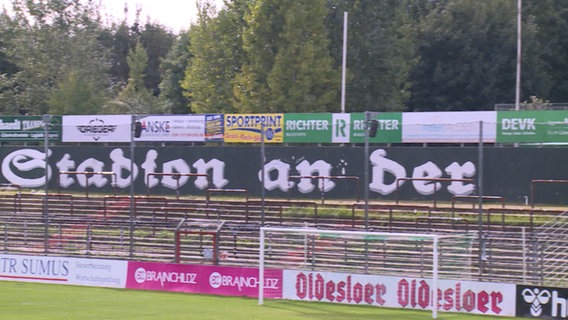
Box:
[0,281,525,320]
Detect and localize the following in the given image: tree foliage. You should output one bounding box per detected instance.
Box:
[326,0,418,112]
[526,0,568,102]
[182,0,244,114]
[160,30,192,114]
[139,22,176,96]
[0,0,174,115]
[48,71,108,115]
[407,0,543,111]
[234,0,339,113]
[0,0,110,115]
[268,0,339,112]
[102,42,164,114]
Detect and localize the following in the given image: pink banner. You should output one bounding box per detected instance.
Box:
[126,261,282,298]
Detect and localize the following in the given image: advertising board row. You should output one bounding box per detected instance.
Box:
[2,110,568,143]
[0,253,566,318]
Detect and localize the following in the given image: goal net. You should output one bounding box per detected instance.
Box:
[259,226,475,319]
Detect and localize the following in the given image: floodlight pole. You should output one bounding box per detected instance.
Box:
[340,11,348,113]
[515,0,522,110]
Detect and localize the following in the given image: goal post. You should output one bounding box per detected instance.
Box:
[259,226,474,319]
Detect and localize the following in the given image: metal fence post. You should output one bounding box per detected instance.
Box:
[43,114,51,254]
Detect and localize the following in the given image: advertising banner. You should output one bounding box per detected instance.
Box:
[62,115,131,143]
[134,115,205,142]
[332,113,351,143]
[283,112,402,144]
[224,114,283,143]
[283,113,334,143]
[497,110,568,143]
[0,116,61,142]
[402,111,496,143]
[126,261,282,298]
[350,112,402,143]
[0,254,127,288]
[282,270,516,317]
[516,284,568,319]
[205,114,224,142]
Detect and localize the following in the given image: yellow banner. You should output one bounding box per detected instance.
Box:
[224,114,284,143]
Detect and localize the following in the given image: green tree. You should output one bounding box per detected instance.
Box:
[0,8,21,114]
[268,0,339,112]
[407,0,540,111]
[160,30,192,114]
[139,21,175,96]
[235,0,339,113]
[97,7,175,100]
[98,21,134,88]
[48,72,107,115]
[0,9,18,77]
[526,0,568,103]
[126,41,150,93]
[0,0,110,115]
[102,42,163,114]
[182,0,245,114]
[326,0,418,112]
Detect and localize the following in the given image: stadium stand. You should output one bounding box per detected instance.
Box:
[0,190,562,285]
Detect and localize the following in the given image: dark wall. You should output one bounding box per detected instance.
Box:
[0,145,566,204]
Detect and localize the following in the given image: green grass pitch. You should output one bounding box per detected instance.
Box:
[0,281,524,319]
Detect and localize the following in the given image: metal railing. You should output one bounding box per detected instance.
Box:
[0,192,556,285]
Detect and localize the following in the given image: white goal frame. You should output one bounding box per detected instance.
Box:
[259,226,460,319]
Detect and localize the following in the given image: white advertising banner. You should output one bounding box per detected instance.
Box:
[283,270,516,317]
[62,115,132,143]
[0,254,127,288]
[402,111,497,143]
[134,115,205,142]
[331,113,351,144]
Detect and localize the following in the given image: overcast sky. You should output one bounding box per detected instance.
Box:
[0,0,225,33]
[95,0,225,33]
